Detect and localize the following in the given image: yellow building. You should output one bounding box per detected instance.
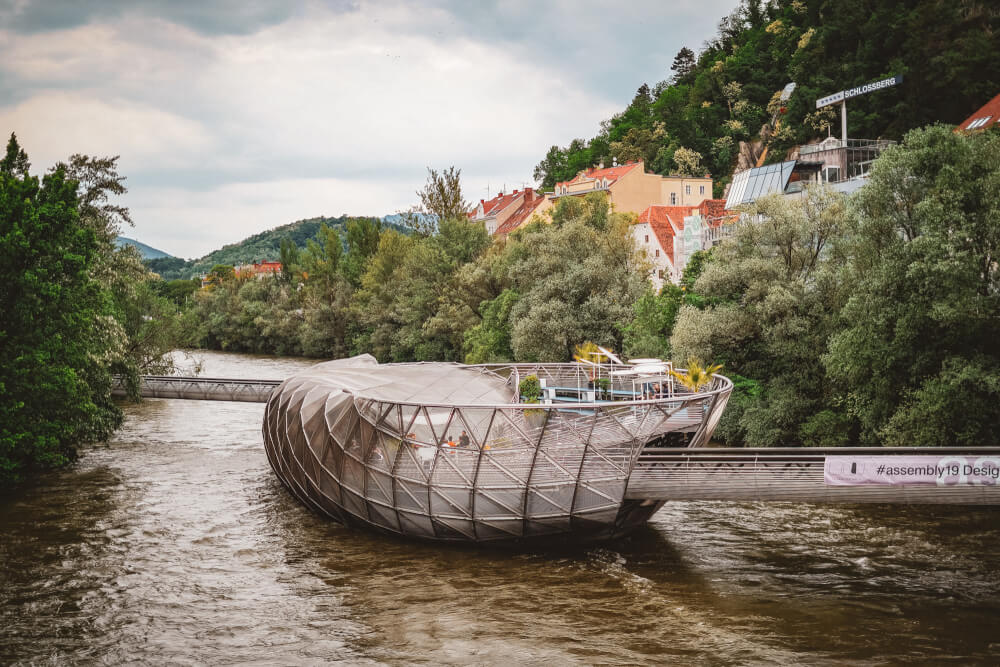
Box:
[551,160,712,215]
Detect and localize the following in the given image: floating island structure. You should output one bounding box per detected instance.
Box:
[263,354,732,544]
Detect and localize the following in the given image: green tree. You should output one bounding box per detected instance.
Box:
[1,132,30,176]
[58,153,178,392]
[670,46,697,83]
[825,126,1000,446]
[341,217,382,286]
[0,135,121,482]
[671,186,849,446]
[505,194,649,361]
[155,278,200,305]
[279,238,301,280]
[463,288,519,363]
[206,263,236,287]
[416,166,469,225]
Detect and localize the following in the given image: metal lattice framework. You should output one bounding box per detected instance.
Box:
[113,376,280,403]
[262,356,732,543]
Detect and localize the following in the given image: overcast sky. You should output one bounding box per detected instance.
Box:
[1,0,737,258]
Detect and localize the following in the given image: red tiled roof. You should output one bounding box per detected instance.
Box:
[637,205,687,260]
[496,192,546,235]
[555,161,641,188]
[469,190,524,219]
[638,205,693,234]
[956,92,1000,132]
[696,199,738,227]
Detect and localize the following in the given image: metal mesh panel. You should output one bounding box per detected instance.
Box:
[262,356,733,543]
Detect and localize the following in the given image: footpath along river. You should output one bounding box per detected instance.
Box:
[2,351,999,665]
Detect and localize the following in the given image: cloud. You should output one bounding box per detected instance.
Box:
[1,0,737,257]
[0,91,217,170]
[0,0,334,36]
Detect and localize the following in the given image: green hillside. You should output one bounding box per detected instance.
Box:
[147,215,400,280]
[115,236,174,260]
[534,0,1000,196]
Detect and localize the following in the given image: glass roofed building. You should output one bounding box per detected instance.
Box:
[726,139,895,210]
[263,355,731,544]
[724,160,796,209]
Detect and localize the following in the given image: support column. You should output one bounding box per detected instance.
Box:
[841,100,848,145]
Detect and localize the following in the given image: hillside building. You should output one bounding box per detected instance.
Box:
[725,137,895,209]
[632,199,735,288]
[469,187,550,236]
[236,261,282,280]
[552,161,712,215]
[955,92,1000,133]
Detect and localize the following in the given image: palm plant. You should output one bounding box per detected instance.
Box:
[572,341,606,364]
[670,359,723,392]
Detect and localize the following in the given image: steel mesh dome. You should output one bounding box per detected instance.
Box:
[263,355,731,544]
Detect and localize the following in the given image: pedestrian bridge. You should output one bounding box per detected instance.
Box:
[118,375,1000,507]
[627,447,1000,505]
[114,375,279,403]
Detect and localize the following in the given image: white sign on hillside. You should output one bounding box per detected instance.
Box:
[816,75,903,109]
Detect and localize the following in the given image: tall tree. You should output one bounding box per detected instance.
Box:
[825,126,1000,446]
[416,166,469,225]
[670,47,696,83]
[0,135,121,482]
[1,132,30,177]
[671,186,849,447]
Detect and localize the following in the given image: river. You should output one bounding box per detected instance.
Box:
[2,351,998,665]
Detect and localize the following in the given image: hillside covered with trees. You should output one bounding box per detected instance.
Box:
[534,0,999,195]
[146,215,362,280]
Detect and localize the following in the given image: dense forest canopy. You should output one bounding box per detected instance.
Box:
[534,0,1000,196]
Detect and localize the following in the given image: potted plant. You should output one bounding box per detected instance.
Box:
[595,377,611,400]
[669,359,723,392]
[518,374,547,428]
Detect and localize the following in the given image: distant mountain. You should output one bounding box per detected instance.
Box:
[381,211,436,228]
[116,236,174,260]
[145,215,410,281]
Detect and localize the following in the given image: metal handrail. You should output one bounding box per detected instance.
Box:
[346,365,731,410]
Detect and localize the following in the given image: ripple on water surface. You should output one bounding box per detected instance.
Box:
[2,351,998,665]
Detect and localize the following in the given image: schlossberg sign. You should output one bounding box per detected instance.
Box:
[816,74,903,109]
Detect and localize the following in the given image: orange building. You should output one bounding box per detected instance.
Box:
[551,160,712,215]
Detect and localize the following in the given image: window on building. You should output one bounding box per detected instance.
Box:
[685,185,691,195]
[670,192,677,204]
[644,234,649,242]
[658,270,664,279]
[655,249,660,257]
[700,185,705,195]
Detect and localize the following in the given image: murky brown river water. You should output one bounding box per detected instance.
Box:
[2,351,999,665]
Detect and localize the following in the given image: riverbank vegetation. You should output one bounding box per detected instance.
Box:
[671,126,1000,447]
[183,191,649,363]
[175,125,999,449]
[0,135,179,483]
